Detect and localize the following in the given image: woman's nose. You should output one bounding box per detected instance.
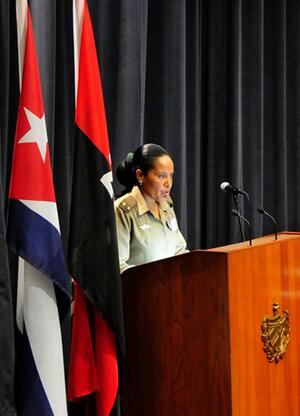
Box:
[165,176,172,188]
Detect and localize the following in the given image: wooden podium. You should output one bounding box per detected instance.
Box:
[121,233,300,415]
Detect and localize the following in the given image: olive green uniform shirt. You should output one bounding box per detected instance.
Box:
[114,186,187,274]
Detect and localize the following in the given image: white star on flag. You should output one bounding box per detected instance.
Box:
[18,107,48,162]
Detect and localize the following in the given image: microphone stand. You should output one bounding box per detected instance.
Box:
[233,192,245,241]
[231,209,252,246]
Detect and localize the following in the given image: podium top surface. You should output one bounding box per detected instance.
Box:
[206,231,300,253]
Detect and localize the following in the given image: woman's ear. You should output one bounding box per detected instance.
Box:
[135,168,144,183]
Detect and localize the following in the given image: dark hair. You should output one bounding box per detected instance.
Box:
[116,143,171,194]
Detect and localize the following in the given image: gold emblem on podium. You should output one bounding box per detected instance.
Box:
[261,303,290,363]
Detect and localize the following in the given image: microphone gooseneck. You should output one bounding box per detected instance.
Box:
[231,209,252,246]
[257,208,278,241]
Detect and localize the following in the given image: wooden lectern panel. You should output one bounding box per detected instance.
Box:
[121,233,300,415]
[209,233,300,415]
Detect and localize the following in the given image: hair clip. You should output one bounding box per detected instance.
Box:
[126,152,134,163]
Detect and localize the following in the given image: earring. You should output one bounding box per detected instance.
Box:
[139,180,143,186]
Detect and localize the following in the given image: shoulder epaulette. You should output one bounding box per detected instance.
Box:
[119,195,137,213]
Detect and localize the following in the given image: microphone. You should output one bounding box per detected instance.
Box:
[220,181,250,201]
[257,208,278,240]
[231,209,252,246]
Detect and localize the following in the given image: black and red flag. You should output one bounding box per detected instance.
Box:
[68,0,125,415]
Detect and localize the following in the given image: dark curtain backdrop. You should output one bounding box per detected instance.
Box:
[1,0,300,414]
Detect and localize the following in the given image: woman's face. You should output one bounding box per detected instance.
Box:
[137,155,174,202]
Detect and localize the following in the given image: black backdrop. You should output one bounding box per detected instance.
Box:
[1,0,300,414]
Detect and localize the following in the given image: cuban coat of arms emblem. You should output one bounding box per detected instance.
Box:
[261,302,290,363]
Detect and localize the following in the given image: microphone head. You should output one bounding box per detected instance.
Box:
[220,181,230,192]
[257,207,265,214]
[231,209,239,217]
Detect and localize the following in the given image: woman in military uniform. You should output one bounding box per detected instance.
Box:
[114,143,187,273]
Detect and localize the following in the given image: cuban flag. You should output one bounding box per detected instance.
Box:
[6,1,69,415]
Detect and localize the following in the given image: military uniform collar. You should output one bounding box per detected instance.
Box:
[131,186,171,216]
[131,186,150,215]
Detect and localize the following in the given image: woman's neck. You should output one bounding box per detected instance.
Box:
[141,190,160,219]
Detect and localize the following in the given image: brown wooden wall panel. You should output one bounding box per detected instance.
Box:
[121,233,300,415]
